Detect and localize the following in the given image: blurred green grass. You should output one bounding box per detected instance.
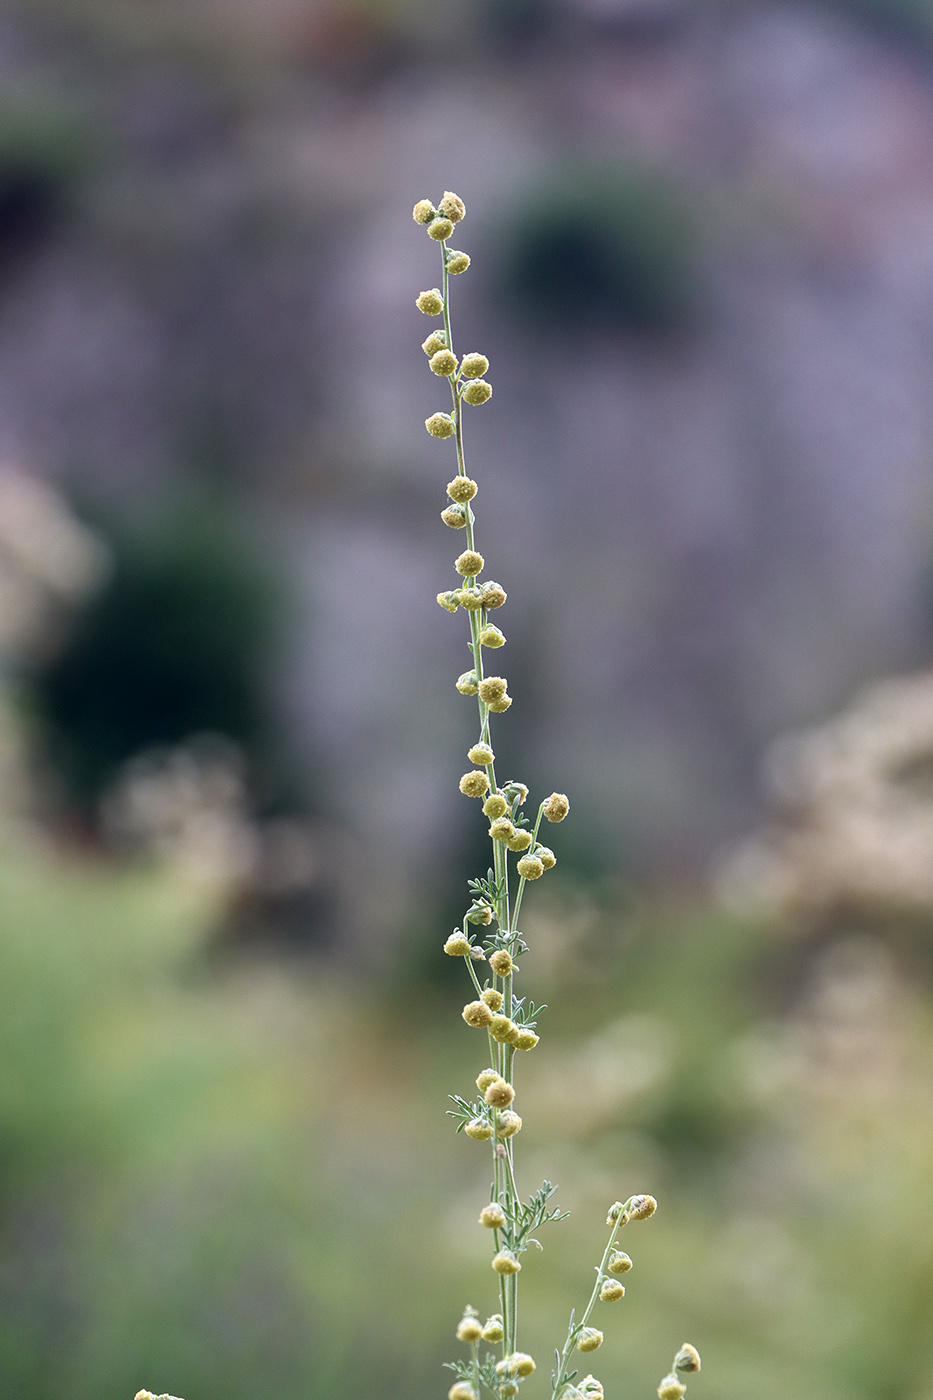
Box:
[0,852,930,1400]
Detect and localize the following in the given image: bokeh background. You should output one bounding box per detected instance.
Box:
[0,0,932,1397]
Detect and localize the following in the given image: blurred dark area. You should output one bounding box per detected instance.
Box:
[0,1,931,1398]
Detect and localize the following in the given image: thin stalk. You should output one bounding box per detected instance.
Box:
[551,1217,628,1400]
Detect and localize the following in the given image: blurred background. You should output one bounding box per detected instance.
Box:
[0,0,932,1397]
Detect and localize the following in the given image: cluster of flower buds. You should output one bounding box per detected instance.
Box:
[657,1345,702,1400]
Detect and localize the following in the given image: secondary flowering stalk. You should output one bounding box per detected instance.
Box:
[413,192,701,1400]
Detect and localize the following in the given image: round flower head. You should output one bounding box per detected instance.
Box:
[482,1315,505,1342]
[461,352,489,379]
[455,550,484,577]
[600,1280,625,1302]
[480,625,506,648]
[577,1330,603,1354]
[482,581,507,609]
[658,1378,685,1400]
[428,216,455,241]
[488,695,512,713]
[488,949,514,976]
[460,770,490,798]
[460,589,484,611]
[478,676,507,703]
[535,845,557,870]
[674,1346,701,1374]
[506,828,533,852]
[438,590,460,612]
[608,1250,633,1274]
[413,198,436,224]
[462,379,492,406]
[517,854,544,880]
[483,793,508,819]
[439,190,466,222]
[416,288,443,315]
[510,1355,536,1378]
[543,792,570,822]
[468,902,494,924]
[492,1250,521,1275]
[479,1203,507,1229]
[457,671,479,695]
[462,999,494,1028]
[489,817,515,842]
[476,1067,500,1092]
[444,931,471,956]
[606,1202,628,1226]
[513,1028,539,1051]
[422,329,447,356]
[447,249,471,274]
[580,1379,604,1400]
[484,1077,515,1107]
[449,1383,476,1400]
[447,475,477,502]
[426,412,455,438]
[465,1117,493,1140]
[481,988,504,1010]
[441,505,467,529]
[457,1315,484,1342]
[489,1014,516,1043]
[468,742,495,765]
[500,1384,519,1397]
[498,1109,522,1137]
[628,1194,657,1220]
[430,349,458,377]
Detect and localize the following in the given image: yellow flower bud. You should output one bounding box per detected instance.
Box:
[468,903,494,924]
[455,550,484,577]
[465,1117,493,1140]
[482,1315,505,1342]
[460,589,484,611]
[457,1316,484,1342]
[513,1028,539,1051]
[488,949,514,976]
[498,1109,522,1136]
[446,250,471,274]
[510,1355,536,1378]
[628,1194,657,1220]
[516,854,543,879]
[416,288,443,315]
[413,199,436,223]
[445,931,471,956]
[480,625,506,648]
[481,581,507,608]
[460,770,490,798]
[429,217,455,241]
[580,1377,604,1400]
[479,1203,507,1229]
[489,817,515,842]
[488,695,512,713]
[658,1378,686,1400]
[478,676,507,703]
[426,412,455,438]
[543,792,570,822]
[457,671,479,695]
[674,1346,701,1374]
[607,1251,632,1274]
[438,590,460,611]
[468,742,494,765]
[462,379,492,406]
[481,988,504,1011]
[461,352,489,379]
[492,1250,521,1275]
[439,190,466,222]
[483,793,508,818]
[447,475,477,502]
[441,505,467,529]
[484,1078,515,1107]
[599,1280,625,1301]
[535,845,556,869]
[462,1000,494,1028]
[476,1067,499,1092]
[422,330,448,356]
[489,1014,515,1043]
[430,349,458,376]
[506,828,533,853]
[449,1382,476,1400]
[577,1329,603,1354]
[500,1385,519,1398]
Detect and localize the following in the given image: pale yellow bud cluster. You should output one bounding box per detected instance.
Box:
[460,769,490,798]
[468,742,494,765]
[479,1203,507,1229]
[416,288,443,315]
[497,1354,536,1379]
[447,474,477,502]
[481,988,504,1010]
[426,412,455,438]
[465,1118,493,1140]
[457,1311,484,1342]
[488,949,514,976]
[447,250,471,274]
[577,1329,603,1354]
[482,1314,504,1342]
[449,1383,476,1400]
[599,1280,625,1301]
[484,1077,514,1107]
[492,1250,521,1274]
[462,379,492,406]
